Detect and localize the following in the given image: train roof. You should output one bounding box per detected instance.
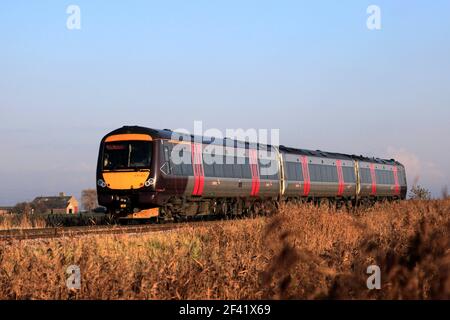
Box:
[103,126,275,149]
[279,145,402,166]
[104,126,403,166]
[104,126,173,140]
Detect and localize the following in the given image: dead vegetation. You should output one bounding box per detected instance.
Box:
[0,214,47,230]
[0,200,448,299]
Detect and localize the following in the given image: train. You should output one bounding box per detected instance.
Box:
[96,126,407,220]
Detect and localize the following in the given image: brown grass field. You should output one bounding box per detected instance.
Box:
[0,200,449,300]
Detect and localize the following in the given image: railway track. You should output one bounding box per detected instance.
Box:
[0,222,196,241]
[0,212,262,242]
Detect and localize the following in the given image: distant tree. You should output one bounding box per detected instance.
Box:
[32,201,48,214]
[409,185,431,200]
[13,202,33,215]
[81,189,98,212]
[442,186,449,199]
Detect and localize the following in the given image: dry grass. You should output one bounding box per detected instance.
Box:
[0,200,448,300]
[0,214,47,230]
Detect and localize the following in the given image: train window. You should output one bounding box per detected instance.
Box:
[233,163,243,179]
[307,164,314,181]
[375,170,381,184]
[162,145,172,174]
[342,167,355,183]
[309,164,316,181]
[269,160,280,180]
[181,153,193,176]
[367,168,373,184]
[213,162,224,178]
[309,164,338,182]
[309,164,321,182]
[285,162,293,181]
[224,163,234,178]
[170,160,183,175]
[259,166,267,180]
[166,143,191,176]
[319,165,327,182]
[329,165,338,182]
[317,165,324,181]
[241,157,252,179]
[289,162,297,181]
[360,168,372,184]
[290,162,303,181]
[285,162,294,181]
[242,164,252,179]
[387,170,394,185]
[328,165,334,182]
[285,162,301,181]
[376,169,390,185]
[258,158,266,179]
[259,158,271,180]
[260,160,279,180]
[203,162,214,177]
[342,167,348,182]
[331,165,338,182]
[320,165,332,182]
[359,168,364,183]
[163,145,170,162]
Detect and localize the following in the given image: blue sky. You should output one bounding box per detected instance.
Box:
[1,1,449,205]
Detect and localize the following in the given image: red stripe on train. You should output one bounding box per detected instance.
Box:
[393,166,400,195]
[369,163,377,196]
[301,156,310,196]
[197,144,204,195]
[191,143,199,196]
[250,149,260,197]
[336,160,345,196]
[191,143,204,196]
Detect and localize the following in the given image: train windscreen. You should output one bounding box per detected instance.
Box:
[103,141,151,170]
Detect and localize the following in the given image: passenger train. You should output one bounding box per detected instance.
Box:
[96,126,407,220]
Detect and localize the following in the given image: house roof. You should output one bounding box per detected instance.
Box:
[32,196,74,209]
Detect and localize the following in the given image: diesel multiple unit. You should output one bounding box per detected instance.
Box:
[96,126,407,219]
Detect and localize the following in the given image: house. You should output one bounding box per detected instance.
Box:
[0,207,13,215]
[32,192,79,214]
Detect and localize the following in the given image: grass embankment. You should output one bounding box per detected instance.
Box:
[0,200,448,299]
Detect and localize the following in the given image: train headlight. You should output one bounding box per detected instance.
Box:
[97,179,107,188]
[144,178,155,187]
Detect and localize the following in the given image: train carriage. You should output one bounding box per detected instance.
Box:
[97,126,281,219]
[355,157,407,200]
[279,147,358,202]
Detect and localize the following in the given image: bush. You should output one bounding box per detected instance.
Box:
[409,185,431,200]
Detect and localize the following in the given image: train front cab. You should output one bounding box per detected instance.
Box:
[96,133,160,218]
